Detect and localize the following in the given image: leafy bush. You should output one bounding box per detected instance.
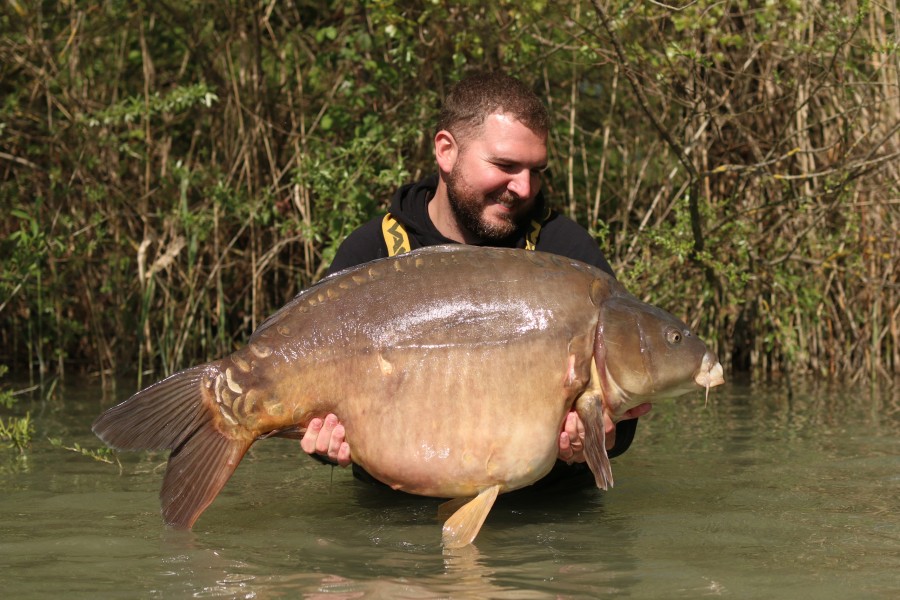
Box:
[1,0,896,382]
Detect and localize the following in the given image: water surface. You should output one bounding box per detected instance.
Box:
[1,378,897,598]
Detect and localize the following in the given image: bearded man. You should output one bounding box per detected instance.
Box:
[302,72,651,490]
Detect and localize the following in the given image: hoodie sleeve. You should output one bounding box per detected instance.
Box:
[534,213,616,277]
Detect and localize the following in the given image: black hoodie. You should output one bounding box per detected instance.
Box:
[328,174,615,277]
[325,174,637,489]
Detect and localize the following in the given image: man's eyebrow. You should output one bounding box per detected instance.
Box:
[524,161,549,172]
[487,155,548,171]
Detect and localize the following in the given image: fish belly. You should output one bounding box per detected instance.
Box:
[340,336,581,497]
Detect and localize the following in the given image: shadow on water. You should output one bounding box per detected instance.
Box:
[1,376,898,598]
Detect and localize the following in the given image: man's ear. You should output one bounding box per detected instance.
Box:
[434,130,458,174]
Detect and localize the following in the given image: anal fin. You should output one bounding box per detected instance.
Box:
[441,484,501,549]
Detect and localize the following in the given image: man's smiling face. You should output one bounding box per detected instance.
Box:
[445,112,548,242]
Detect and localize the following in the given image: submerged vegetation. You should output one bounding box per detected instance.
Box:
[48,436,122,473]
[0,366,33,451]
[1,1,897,384]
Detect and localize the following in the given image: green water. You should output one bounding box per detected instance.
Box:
[1,378,898,598]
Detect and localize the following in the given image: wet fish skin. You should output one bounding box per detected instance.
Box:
[92,245,724,546]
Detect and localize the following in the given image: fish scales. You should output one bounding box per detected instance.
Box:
[93,245,724,547]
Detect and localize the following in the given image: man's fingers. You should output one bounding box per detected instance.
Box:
[562,412,575,436]
[558,415,586,464]
[558,431,573,462]
[571,412,584,445]
[300,414,352,468]
[316,413,339,453]
[300,417,324,454]
[328,423,345,458]
[336,442,352,467]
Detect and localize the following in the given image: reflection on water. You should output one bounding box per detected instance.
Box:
[0,378,898,598]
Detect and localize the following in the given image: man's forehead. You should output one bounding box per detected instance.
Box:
[477,113,548,164]
[482,112,545,134]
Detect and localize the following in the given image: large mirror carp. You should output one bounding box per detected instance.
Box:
[93,245,724,547]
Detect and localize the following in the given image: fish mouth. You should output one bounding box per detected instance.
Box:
[694,351,725,389]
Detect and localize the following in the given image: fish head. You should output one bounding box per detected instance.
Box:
[597,295,724,417]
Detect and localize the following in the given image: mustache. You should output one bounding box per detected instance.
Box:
[491,191,519,204]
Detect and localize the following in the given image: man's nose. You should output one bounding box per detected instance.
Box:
[507,169,535,199]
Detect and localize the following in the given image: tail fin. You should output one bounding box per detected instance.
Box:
[159,417,251,528]
[92,364,252,529]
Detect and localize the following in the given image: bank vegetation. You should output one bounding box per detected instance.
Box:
[1,0,897,387]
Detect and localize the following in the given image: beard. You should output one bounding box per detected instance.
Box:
[446,167,531,242]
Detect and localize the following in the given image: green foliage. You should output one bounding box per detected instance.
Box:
[0,412,32,453]
[84,83,218,128]
[0,367,33,452]
[292,115,413,265]
[48,438,123,474]
[0,0,896,382]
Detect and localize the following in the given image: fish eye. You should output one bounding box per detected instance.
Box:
[666,329,682,344]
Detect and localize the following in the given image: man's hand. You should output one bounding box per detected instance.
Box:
[557,411,586,463]
[300,413,352,467]
[556,403,653,463]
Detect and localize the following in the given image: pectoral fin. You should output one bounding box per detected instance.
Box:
[441,484,501,549]
[578,393,613,490]
[575,357,614,490]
